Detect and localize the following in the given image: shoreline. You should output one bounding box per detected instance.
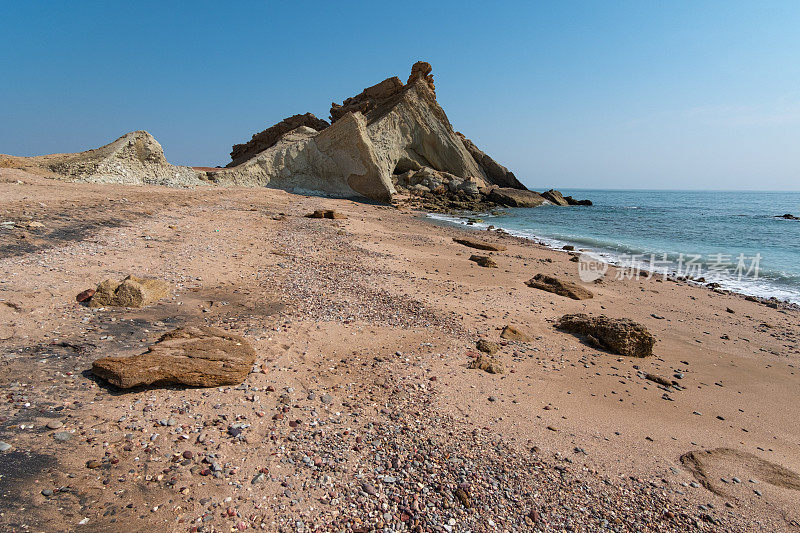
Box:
[426,210,800,308]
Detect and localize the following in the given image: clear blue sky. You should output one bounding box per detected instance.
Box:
[2,1,799,190]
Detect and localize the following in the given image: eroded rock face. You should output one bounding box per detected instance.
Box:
[488,188,547,208]
[43,131,200,186]
[526,274,593,300]
[556,314,655,357]
[88,275,170,308]
[92,326,257,388]
[228,113,329,167]
[457,133,526,190]
[407,61,436,95]
[211,114,394,202]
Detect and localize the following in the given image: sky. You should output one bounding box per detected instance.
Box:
[1,1,799,191]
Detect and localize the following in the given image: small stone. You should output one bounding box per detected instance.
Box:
[182,450,194,460]
[53,432,72,443]
[321,394,333,404]
[46,420,63,430]
[488,395,497,402]
[41,489,54,497]
[86,459,102,469]
[0,442,12,452]
[252,473,266,484]
[362,482,377,495]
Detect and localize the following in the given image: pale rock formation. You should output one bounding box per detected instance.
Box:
[42,131,200,186]
[228,113,329,167]
[456,132,526,189]
[211,113,394,201]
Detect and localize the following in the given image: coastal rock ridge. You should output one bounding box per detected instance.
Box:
[5,61,592,209]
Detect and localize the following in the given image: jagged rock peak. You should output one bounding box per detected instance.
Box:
[407,61,435,96]
[228,113,329,167]
[330,62,438,124]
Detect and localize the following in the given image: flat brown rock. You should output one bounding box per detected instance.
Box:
[556,313,655,357]
[525,273,593,300]
[88,275,170,308]
[92,326,257,388]
[453,237,506,252]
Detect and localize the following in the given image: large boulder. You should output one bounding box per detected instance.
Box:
[556,314,655,357]
[488,188,547,207]
[541,189,570,206]
[526,274,593,300]
[88,275,170,308]
[92,326,257,388]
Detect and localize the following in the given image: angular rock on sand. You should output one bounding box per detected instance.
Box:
[476,339,500,354]
[452,237,506,251]
[92,326,257,388]
[556,313,655,358]
[469,255,498,268]
[488,188,547,208]
[305,210,347,219]
[88,275,170,308]
[468,354,505,374]
[500,325,533,342]
[525,273,593,300]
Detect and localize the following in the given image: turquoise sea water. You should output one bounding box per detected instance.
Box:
[429,190,800,304]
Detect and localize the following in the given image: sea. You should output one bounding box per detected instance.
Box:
[428,189,800,304]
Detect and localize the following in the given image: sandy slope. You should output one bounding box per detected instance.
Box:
[0,169,798,532]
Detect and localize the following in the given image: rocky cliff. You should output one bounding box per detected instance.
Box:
[6,62,591,210]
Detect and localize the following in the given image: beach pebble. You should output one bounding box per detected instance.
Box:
[0,442,12,452]
[53,432,72,443]
[46,420,63,429]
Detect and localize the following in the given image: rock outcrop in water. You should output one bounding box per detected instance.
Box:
[5,62,592,210]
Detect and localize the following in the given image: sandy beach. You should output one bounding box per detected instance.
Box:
[0,169,798,531]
